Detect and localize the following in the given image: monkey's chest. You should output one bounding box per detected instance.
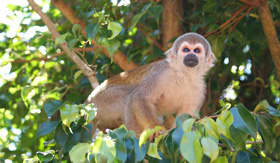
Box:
[154,83,204,116]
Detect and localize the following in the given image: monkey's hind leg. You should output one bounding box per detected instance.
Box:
[124,96,163,137]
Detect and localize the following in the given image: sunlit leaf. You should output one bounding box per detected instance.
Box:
[200,117,219,139]
[147,134,164,159]
[69,143,90,163]
[180,131,203,163]
[139,126,163,147]
[60,104,81,130]
[213,156,228,163]
[201,137,219,162]
[92,133,116,163]
[108,21,122,40]
[216,110,233,139]
[182,118,195,132]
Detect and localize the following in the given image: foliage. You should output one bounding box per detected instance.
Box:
[24,101,280,162]
[1,0,280,162]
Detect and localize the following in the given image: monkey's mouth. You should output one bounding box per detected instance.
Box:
[183,54,198,67]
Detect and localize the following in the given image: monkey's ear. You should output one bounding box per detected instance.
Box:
[165,48,176,62]
[207,49,216,68]
[164,48,172,56]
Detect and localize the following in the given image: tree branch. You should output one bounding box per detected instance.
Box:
[161,0,184,48]
[51,0,138,71]
[257,0,280,78]
[27,0,98,88]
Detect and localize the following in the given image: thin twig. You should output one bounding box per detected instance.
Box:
[12,47,95,63]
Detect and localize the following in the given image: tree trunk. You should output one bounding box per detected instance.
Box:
[258,0,280,79]
[162,0,184,49]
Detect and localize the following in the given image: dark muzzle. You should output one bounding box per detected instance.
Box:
[183,54,198,67]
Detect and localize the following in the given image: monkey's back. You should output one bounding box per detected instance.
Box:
[86,60,166,131]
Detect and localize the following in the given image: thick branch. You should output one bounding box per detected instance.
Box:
[27,0,98,88]
[161,0,184,48]
[51,0,138,71]
[258,0,280,78]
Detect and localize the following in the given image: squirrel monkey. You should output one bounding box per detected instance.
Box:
[86,32,216,136]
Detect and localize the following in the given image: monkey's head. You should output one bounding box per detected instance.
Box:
[166,32,216,73]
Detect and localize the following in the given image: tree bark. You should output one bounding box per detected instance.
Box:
[27,0,98,88]
[258,0,280,78]
[51,0,138,71]
[162,0,184,49]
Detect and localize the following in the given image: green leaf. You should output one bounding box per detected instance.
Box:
[109,126,128,163]
[235,151,262,163]
[230,104,257,138]
[74,70,83,82]
[85,23,99,39]
[229,126,247,150]
[254,100,280,117]
[180,131,203,163]
[69,143,90,163]
[130,3,152,30]
[104,40,120,56]
[139,126,163,147]
[200,117,219,139]
[208,35,225,58]
[108,21,122,40]
[134,137,149,162]
[54,125,68,148]
[115,141,127,163]
[60,104,81,130]
[256,114,276,154]
[83,103,97,123]
[21,86,35,107]
[72,24,81,37]
[182,118,195,132]
[147,134,164,159]
[254,100,270,112]
[201,137,219,162]
[36,151,55,162]
[268,106,280,117]
[213,156,228,163]
[216,110,233,139]
[92,133,116,163]
[55,33,69,45]
[176,114,192,127]
[37,121,59,137]
[44,99,62,118]
[147,143,161,160]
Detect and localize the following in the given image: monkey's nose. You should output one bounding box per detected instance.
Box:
[183,54,198,67]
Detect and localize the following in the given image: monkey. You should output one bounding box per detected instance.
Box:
[85,32,216,136]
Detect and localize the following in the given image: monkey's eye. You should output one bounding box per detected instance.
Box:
[194,48,201,53]
[183,47,190,52]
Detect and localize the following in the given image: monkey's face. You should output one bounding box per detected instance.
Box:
[176,42,207,70]
[179,42,204,68]
[166,33,216,73]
